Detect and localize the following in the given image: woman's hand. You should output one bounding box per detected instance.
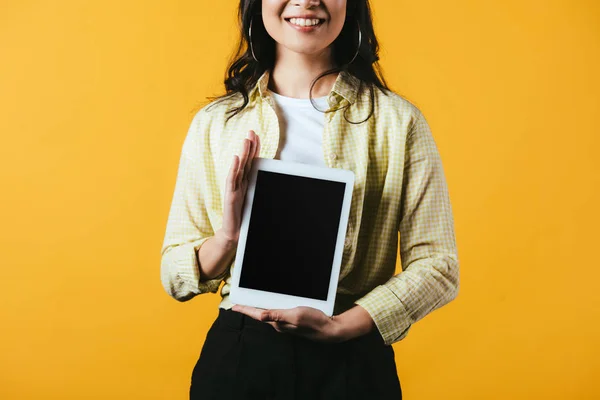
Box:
[231,304,376,343]
[217,130,261,245]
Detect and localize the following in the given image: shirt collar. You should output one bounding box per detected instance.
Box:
[250,69,361,106]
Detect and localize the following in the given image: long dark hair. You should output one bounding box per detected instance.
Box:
[206,0,390,124]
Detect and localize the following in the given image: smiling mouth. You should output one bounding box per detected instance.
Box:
[284,18,326,28]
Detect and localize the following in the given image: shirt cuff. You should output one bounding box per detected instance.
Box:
[161,237,224,300]
[354,285,412,346]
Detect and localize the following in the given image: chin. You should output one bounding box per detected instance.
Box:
[284,42,328,56]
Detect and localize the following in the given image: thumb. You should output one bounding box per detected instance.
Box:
[226,155,239,191]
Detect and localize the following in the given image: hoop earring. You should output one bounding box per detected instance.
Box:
[348,20,362,65]
[249,18,259,63]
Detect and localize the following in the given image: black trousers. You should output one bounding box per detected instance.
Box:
[190,308,402,400]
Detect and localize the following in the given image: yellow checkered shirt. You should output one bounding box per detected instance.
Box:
[160,70,460,346]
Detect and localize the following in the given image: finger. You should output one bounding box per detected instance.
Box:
[270,307,329,330]
[231,304,267,321]
[261,308,298,325]
[270,322,328,341]
[265,321,298,333]
[226,155,239,192]
[247,130,257,163]
[250,130,259,158]
[243,131,257,182]
[274,321,299,331]
[255,132,261,159]
[236,138,251,189]
[238,138,250,175]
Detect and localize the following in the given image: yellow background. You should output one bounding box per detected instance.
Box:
[1,0,599,398]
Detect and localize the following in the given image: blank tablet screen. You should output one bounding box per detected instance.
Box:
[238,170,347,300]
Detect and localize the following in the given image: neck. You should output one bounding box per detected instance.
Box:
[268,45,338,99]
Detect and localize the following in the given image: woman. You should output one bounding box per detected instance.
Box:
[160,0,460,399]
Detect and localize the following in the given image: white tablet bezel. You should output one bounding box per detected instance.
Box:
[228,158,355,316]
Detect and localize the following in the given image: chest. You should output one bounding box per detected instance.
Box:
[212,99,407,221]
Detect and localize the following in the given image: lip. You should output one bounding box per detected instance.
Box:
[284,17,326,32]
[283,14,325,20]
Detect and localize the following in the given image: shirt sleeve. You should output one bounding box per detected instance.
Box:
[354,109,460,346]
[160,109,226,302]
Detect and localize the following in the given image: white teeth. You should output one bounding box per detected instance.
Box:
[289,18,321,27]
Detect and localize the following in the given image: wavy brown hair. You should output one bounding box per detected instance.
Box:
[206,0,390,124]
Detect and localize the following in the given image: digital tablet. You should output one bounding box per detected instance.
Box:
[229,158,355,316]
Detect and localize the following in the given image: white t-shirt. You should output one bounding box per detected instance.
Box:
[270,91,329,168]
